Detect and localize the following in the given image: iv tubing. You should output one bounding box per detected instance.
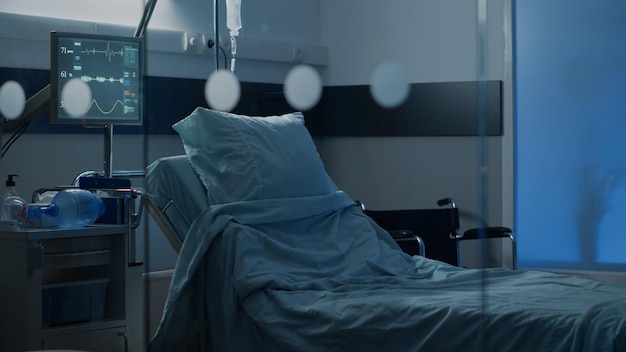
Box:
[230,36,237,72]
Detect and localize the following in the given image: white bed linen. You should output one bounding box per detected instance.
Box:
[148,190,626,351]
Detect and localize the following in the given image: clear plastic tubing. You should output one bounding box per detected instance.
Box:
[230,36,237,73]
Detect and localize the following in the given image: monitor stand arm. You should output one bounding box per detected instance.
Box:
[2,84,51,134]
[104,124,113,178]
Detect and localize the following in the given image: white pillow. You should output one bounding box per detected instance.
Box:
[172,107,338,204]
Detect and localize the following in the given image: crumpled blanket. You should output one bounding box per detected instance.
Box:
[149,190,626,352]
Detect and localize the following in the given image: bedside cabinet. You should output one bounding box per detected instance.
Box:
[0,225,144,352]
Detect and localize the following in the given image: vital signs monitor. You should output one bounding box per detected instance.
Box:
[50,31,143,126]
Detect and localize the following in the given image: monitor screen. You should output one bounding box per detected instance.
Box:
[50,31,143,126]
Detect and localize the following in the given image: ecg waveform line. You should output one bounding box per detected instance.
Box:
[80,42,124,62]
[78,98,126,116]
[81,75,125,84]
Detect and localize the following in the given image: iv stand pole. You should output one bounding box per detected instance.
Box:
[100,0,157,178]
[214,0,219,72]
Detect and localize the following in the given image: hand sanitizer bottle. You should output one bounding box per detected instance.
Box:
[1,174,27,225]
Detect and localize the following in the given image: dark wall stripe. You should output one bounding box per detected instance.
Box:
[305,80,502,136]
[1,67,501,136]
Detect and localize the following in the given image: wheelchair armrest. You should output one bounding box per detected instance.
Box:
[388,229,426,257]
[461,227,517,270]
[462,227,513,240]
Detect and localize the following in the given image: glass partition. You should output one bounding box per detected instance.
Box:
[2,0,625,351]
[0,0,502,348]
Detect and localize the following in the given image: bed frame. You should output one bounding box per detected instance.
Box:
[145,156,516,269]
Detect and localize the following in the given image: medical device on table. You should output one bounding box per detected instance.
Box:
[25,188,105,228]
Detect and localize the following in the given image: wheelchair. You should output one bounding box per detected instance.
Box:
[357,198,517,269]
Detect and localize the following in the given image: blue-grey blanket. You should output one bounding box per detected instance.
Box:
[149,191,626,351]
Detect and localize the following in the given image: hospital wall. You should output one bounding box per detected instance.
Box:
[0,0,512,339]
[317,0,511,228]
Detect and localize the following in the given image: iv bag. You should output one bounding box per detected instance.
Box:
[226,0,242,36]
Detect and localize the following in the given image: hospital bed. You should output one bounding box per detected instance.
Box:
[145,157,516,269]
[145,107,626,352]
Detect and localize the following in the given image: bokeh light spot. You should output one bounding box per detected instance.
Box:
[284,65,322,111]
[370,62,410,109]
[0,80,26,120]
[205,69,241,112]
[61,78,92,117]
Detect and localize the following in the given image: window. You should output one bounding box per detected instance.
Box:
[515,0,626,270]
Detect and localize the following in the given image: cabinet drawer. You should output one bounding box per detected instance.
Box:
[43,326,126,352]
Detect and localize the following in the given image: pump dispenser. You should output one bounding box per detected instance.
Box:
[1,174,27,226]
